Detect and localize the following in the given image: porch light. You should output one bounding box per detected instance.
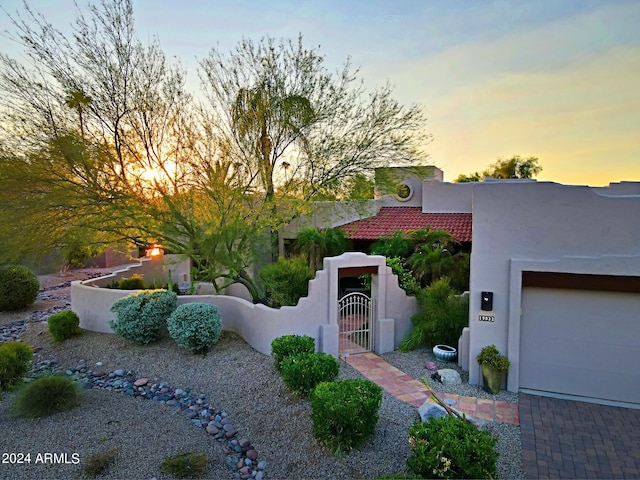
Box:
[146,244,164,258]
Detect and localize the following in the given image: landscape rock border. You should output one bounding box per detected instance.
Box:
[31,354,267,479]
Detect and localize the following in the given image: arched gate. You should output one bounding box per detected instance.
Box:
[338,292,372,354]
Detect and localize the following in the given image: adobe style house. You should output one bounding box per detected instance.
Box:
[281,166,472,253]
[283,168,640,406]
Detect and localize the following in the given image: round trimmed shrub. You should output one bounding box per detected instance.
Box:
[279,352,339,396]
[47,309,82,342]
[311,378,383,454]
[270,334,315,372]
[167,302,222,354]
[109,290,178,344]
[0,341,33,390]
[11,374,82,418]
[407,416,497,479]
[0,265,40,311]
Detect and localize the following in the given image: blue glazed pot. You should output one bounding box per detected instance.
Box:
[433,344,457,362]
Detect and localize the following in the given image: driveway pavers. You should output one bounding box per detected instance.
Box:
[519,393,640,479]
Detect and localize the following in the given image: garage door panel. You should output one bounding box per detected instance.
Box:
[521,287,640,405]
[520,362,634,399]
[521,335,635,371]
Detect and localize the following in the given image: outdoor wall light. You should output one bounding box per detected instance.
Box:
[481,291,493,311]
[145,244,164,258]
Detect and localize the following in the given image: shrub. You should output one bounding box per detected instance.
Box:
[11,374,82,418]
[117,274,146,290]
[167,303,222,354]
[160,450,208,479]
[280,352,339,396]
[386,257,420,295]
[109,290,177,344]
[407,416,497,479]
[270,334,315,372]
[449,252,470,293]
[0,265,40,311]
[399,278,469,351]
[62,235,102,270]
[311,378,383,454]
[259,257,314,307]
[0,341,33,390]
[374,475,424,480]
[47,309,82,342]
[83,448,118,478]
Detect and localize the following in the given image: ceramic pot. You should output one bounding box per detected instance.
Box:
[481,364,506,394]
[433,344,457,362]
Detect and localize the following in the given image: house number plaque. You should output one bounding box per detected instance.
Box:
[478,315,495,322]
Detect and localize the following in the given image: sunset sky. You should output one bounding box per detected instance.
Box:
[1,0,638,186]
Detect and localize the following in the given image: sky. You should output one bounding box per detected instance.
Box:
[1,0,639,186]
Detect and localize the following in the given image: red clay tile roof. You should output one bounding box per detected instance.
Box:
[339,207,472,242]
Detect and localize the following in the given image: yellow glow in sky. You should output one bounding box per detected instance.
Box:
[1,0,638,186]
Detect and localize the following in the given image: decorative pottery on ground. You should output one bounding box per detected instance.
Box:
[433,344,457,362]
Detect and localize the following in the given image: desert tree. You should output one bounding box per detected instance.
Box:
[455,155,542,182]
[0,0,197,265]
[199,35,431,252]
[0,2,432,301]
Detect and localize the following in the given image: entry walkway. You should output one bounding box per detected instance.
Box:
[344,351,519,425]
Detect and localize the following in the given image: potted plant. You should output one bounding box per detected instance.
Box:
[476,345,511,394]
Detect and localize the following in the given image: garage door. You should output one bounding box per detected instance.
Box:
[520,287,640,405]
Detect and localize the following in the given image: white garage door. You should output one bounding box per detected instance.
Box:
[520,287,640,405]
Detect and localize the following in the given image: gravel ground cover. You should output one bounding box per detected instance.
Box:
[0,269,525,479]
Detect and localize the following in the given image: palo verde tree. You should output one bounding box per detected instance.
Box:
[199,35,431,258]
[455,155,542,183]
[0,0,196,266]
[0,1,431,302]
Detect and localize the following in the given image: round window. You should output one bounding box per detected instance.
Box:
[396,183,412,201]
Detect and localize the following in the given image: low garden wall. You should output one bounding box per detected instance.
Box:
[71,252,418,357]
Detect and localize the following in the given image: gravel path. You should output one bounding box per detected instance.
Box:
[0,270,525,479]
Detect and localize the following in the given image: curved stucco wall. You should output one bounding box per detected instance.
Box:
[72,252,418,357]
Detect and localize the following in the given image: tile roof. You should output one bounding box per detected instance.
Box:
[339,207,472,242]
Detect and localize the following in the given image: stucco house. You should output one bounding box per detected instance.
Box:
[283,167,640,406]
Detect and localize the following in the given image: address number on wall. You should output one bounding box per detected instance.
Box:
[478,315,495,322]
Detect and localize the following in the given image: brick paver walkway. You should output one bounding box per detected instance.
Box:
[344,351,519,424]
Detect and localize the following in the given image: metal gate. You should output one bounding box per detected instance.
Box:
[338,292,372,354]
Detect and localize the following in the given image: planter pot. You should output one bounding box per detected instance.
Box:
[481,364,506,394]
[433,344,457,362]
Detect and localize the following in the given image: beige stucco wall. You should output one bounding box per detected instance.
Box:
[72,252,418,357]
[468,181,640,391]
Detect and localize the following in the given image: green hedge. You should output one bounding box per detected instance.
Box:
[259,257,314,307]
[400,278,469,351]
[0,265,39,311]
[270,334,315,372]
[47,310,82,342]
[311,378,383,454]
[407,416,497,479]
[279,352,339,396]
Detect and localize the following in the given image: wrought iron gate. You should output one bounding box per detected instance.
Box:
[338,292,372,354]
